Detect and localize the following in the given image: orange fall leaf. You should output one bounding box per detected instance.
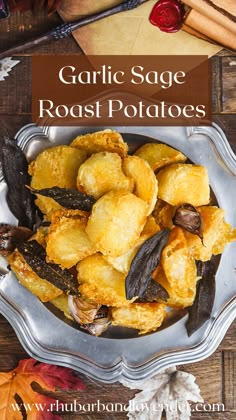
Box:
[0,358,85,419]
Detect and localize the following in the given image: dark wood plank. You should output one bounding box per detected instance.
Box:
[220,321,236,352]
[212,115,236,152]
[191,413,234,419]
[0,10,80,55]
[0,57,31,115]
[222,351,236,411]
[221,57,236,113]
[211,56,222,113]
[178,351,222,406]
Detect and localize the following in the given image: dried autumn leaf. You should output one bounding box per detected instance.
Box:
[0,358,85,420]
[122,366,203,420]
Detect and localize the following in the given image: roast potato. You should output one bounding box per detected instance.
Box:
[123,155,158,215]
[161,227,197,304]
[77,152,133,199]
[156,163,210,206]
[134,143,187,171]
[29,145,87,218]
[50,293,73,320]
[70,129,128,157]
[86,190,148,257]
[152,265,196,308]
[8,250,62,302]
[104,216,160,273]
[77,254,130,307]
[46,209,95,269]
[184,206,236,261]
[111,303,166,334]
[153,201,175,229]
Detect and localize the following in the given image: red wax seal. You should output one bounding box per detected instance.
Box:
[149,0,185,33]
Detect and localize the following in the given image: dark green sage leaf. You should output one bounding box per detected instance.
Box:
[17,240,78,295]
[139,278,169,302]
[1,137,38,230]
[30,186,96,212]
[125,229,170,300]
[186,258,216,337]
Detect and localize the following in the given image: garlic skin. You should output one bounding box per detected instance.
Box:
[172,204,203,239]
[68,295,110,336]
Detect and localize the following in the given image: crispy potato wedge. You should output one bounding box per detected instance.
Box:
[152,265,196,308]
[77,254,130,307]
[156,164,210,206]
[86,190,148,257]
[153,201,175,230]
[111,303,166,334]
[184,206,236,261]
[70,129,128,157]
[8,250,62,302]
[123,155,158,215]
[104,216,160,273]
[46,209,95,269]
[77,152,133,199]
[213,223,236,255]
[135,143,187,171]
[50,293,73,320]
[140,215,160,238]
[161,227,197,303]
[29,146,87,218]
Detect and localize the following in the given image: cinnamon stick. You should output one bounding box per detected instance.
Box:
[181,24,213,43]
[183,0,236,34]
[185,8,236,51]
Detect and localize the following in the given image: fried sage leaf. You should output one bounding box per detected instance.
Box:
[125,229,170,300]
[17,240,78,295]
[140,278,169,302]
[1,137,38,230]
[186,258,216,336]
[29,186,96,212]
[173,204,203,239]
[0,223,32,256]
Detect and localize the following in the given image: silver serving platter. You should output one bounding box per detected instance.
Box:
[0,123,236,384]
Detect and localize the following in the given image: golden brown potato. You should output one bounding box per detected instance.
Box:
[152,265,196,308]
[46,209,95,269]
[77,152,133,199]
[213,222,236,255]
[77,254,130,307]
[135,143,187,171]
[184,206,236,261]
[123,155,158,215]
[70,129,128,157]
[29,145,87,218]
[104,216,160,273]
[8,250,62,302]
[111,303,166,334]
[50,293,73,320]
[140,215,160,238]
[156,164,210,206]
[153,201,175,230]
[86,190,148,257]
[161,227,197,304]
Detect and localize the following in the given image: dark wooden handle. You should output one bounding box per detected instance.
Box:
[0,0,148,60]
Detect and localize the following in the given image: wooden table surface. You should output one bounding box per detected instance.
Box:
[0,9,236,420]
